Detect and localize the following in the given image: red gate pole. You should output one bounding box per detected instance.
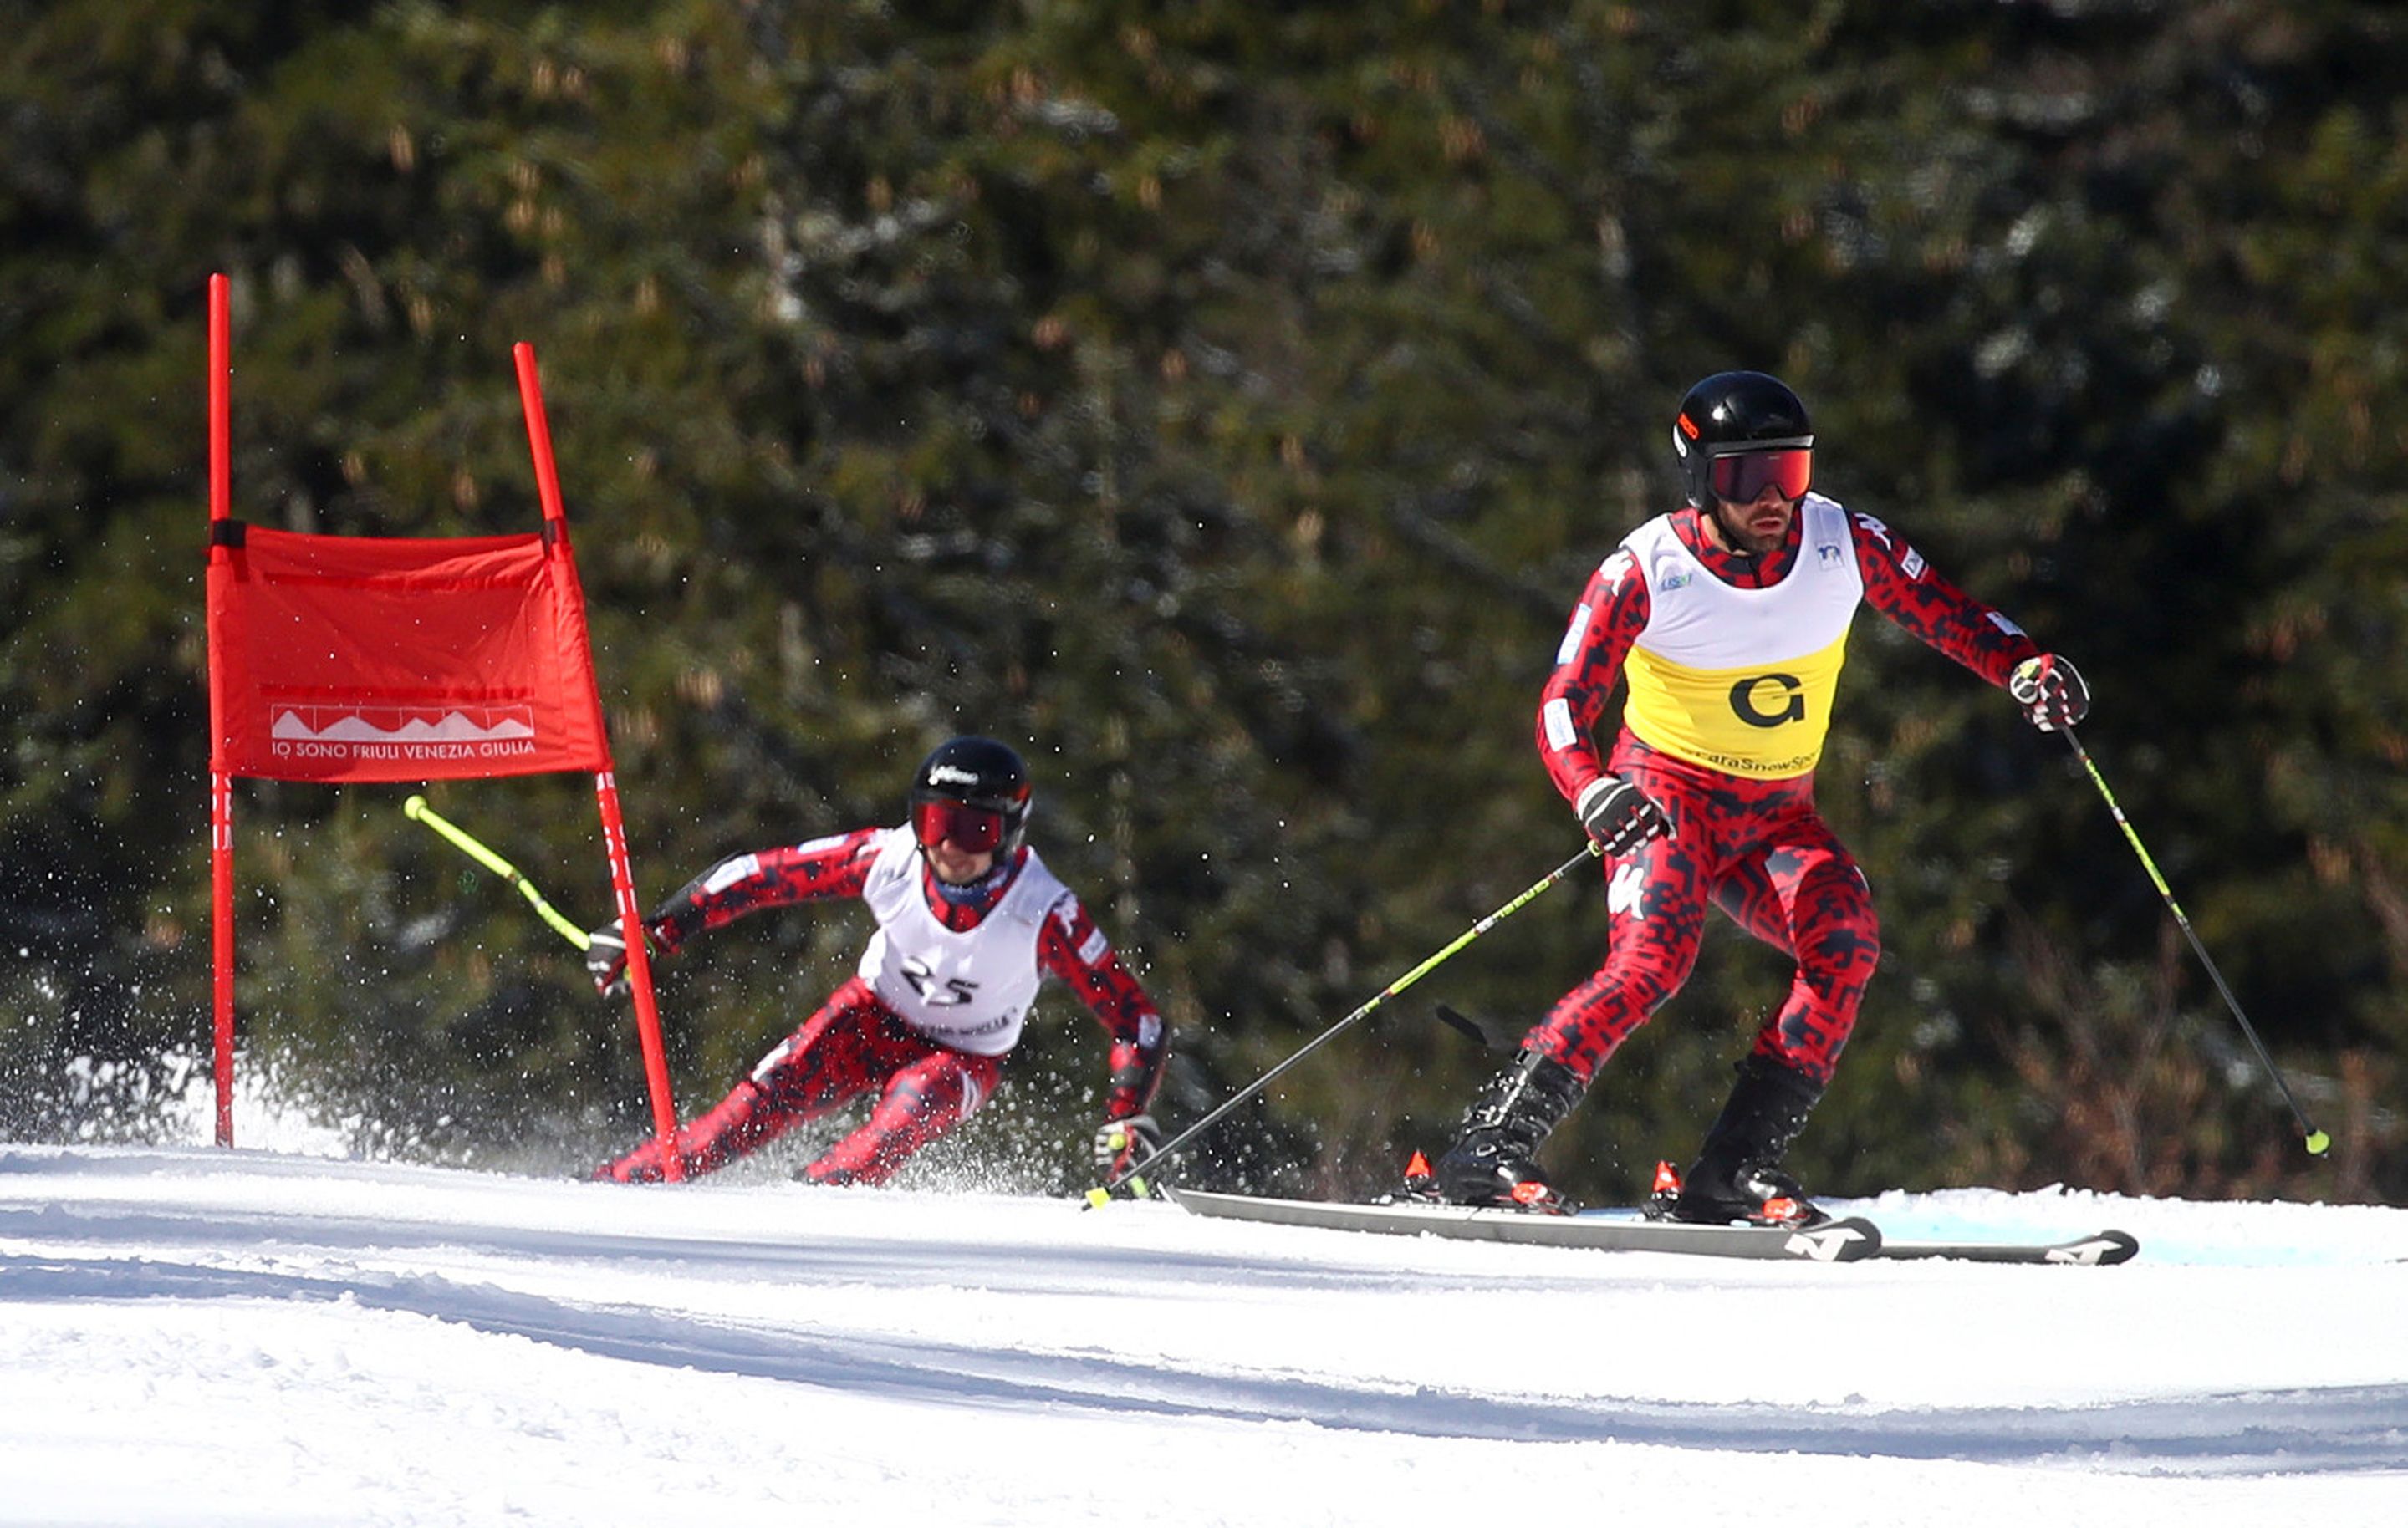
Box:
[207,273,237,1148]
[592,771,683,1179]
[513,343,684,1179]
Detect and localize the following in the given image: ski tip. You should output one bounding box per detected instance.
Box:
[1405,1149,1431,1179]
[1871,1226,2140,1265]
[403,794,427,819]
[2050,1230,2141,1266]
[1082,1187,1110,1210]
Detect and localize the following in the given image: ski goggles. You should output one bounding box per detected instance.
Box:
[911,798,1008,853]
[1706,445,1813,504]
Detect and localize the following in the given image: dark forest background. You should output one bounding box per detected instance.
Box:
[4,1,2403,1205]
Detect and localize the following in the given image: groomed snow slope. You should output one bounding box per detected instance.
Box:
[3,1144,2403,1526]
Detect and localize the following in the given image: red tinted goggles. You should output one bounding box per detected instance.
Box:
[912,798,1008,853]
[1707,446,1813,504]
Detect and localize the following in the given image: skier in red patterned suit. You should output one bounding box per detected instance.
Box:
[591,736,1167,1188]
[1426,371,2089,1225]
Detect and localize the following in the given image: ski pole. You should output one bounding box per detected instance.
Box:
[2059,728,2329,1155]
[1086,839,1603,1205]
[402,795,593,951]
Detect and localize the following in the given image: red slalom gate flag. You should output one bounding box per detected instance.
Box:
[202,274,681,1174]
[207,525,610,783]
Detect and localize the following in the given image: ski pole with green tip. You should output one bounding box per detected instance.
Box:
[2059,729,2329,1156]
[1084,840,1604,1207]
[402,795,593,951]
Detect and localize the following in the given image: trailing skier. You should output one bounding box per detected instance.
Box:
[590,736,1166,1188]
[1421,370,2088,1225]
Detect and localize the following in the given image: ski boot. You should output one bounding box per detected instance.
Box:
[591,1079,775,1183]
[1415,1047,1585,1214]
[593,1136,674,1184]
[1656,1054,1830,1228]
[1643,1158,1686,1219]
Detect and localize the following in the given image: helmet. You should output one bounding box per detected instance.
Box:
[1670,371,1814,509]
[908,736,1033,856]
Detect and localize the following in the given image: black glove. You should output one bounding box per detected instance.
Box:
[2010,654,2089,732]
[584,919,646,999]
[1575,775,1671,856]
[1092,1113,1161,1179]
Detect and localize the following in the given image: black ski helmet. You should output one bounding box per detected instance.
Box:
[1671,371,1814,508]
[909,736,1033,854]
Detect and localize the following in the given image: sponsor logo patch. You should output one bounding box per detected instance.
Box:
[1542,697,1579,751]
[1606,862,1648,918]
[1730,673,1807,728]
[1556,604,1593,665]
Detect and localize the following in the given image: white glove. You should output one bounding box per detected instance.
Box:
[2010,654,2090,732]
[584,919,649,998]
[1576,776,1671,856]
[1092,1113,1161,1179]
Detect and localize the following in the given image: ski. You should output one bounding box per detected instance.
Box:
[1161,1187,2141,1266]
[1161,1184,1883,1262]
[1871,1229,2140,1266]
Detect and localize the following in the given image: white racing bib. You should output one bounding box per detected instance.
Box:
[855,827,1071,1056]
[1617,493,1865,777]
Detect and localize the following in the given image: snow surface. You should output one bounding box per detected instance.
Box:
[3,1103,2405,1525]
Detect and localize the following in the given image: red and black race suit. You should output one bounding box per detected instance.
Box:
[1530,504,2041,1086]
[617,828,1163,1184]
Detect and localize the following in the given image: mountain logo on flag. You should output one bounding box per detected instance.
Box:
[267,703,541,762]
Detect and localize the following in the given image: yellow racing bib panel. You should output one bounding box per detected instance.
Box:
[1624,632,1850,776]
[1619,496,1863,778]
